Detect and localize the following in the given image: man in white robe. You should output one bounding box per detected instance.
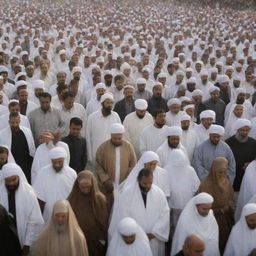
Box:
[107,217,153,256]
[17,88,38,116]
[171,192,220,256]
[140,109,169,154]
[194,110,215,144]
[109,168,170,256]
[33,147,76,222]
[224,203,256,256]
[0,163,44,255]
[86,93,121,166]
[156,126,188,167]
[123,99,153,158]
[166,98,185,127]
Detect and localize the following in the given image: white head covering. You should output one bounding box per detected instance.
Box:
[200,110,216,120]
[32,79,45,89]
[167,98,181,107]
[136,78,146,84]
[100,93,114,103]
[72,66,82,75]
[233,118,251,131]
[208,124,225,136]
[209,86,220,94]
[135,99,148,110]
[192,89,203,97]
[166,126,182,137]
[118,217,138,236]
[110,123,125,134]
[2,163,28,183]
[95,82,106,90]
[49,147,67,160]
[180,114,191,121]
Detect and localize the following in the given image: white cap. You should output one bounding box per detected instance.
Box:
[200,110,216,120]
[59,49,66,55]
[95,82,106,90]
[242,203,256,217]
[72,66,82,75]
[100,93,114,103]
[110,123,125,134]
[166,126,182,137]
[167,98,181,107]
[49,147,67,160]
[136,78,146,84]
[2,163,23,179]
[135,99,148,110]
[184,104,195,111]
[234,118,251,131]
[157,72,167,79]
[16,80,27,88]
[187,77,197,84]
[192,89,203,97]
[32,79,45,89]
[209,86,220,94]
[208,124,225,136]
[180,114,191,121]
[218,75,230,84]
[194,192,214,205]
[118,217,137,236]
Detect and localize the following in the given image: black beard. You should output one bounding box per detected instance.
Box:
[136,113,145,119]
[0,160,7,169]
[102,107,112,116]
[6,181,19,192]
[155,122,165,128]
[168,140,178,148]
[74,77,80,81]
[236,99,245,104]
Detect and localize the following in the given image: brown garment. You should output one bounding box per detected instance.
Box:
[95,139,137,207]
[68,171,109,256]
[198,157,235,254]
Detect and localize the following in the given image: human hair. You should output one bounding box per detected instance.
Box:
[70,117,83,127]
[137,168,153,180]
[152,108,165,118]
[56,84,68,93]
[62,91,75,101]
[9,111,20,119]
[8,101,19,109]
[39,92,52,100]
[114,74,125,83]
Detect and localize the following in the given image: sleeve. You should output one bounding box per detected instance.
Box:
[33,173,47,202]
[28,111,35,138]
[139,129,147,154]
[226,145,236,184]
[85,116,93,164]
[191,146,209,180]
[95,146,110,184]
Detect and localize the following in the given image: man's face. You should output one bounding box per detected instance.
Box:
[187,83,195,92]
[154,112,166,127]
[137,83,145,92]
[9,116,20,131]
[54,212,68,233]
[201,75,208,84]
[111,133,123,146]
[144,160,158,171]
[170,104,181,114]
[115,79,124,90]
[73,72,81,81]
[52,158,65,172]
[26,66,34,77]
[57,73,66,84]
[35,88,44,97]
[201,118,213,129]
[79,179,92,194]
[96,88,106,97]
[193,95,202,104]
[246,213,256,230]
[9,105,20,114]
[209,133,221,145]
[136,109,146,119]
[138,175,153,192]
[210,90,220,101]
[69,124,82,137]
[233,105,243,117]
[168,136,180,148]
[121,234,136,245]
[18,89,28,103]
[153,85,162,98]
[102,99,114,112]
[0,152,8,169]
[40,97,51,111]
[238,126,250,138]
[196,203,212,217]
[124,88,133,101]
[184,242,205,256]
[237,93,245,104]
[64,96,74,110]
[181,120,190,130]
[5,175,19,191]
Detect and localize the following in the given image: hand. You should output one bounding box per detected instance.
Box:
[147,233,155,240]
[104,180,114,193]
[22,245,30,256]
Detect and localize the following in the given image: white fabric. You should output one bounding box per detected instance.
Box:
[208,124,225,136]
[224,203,256,256]
[111,123,125,134]
[0,163,44,246]
[171,193,219,256]
[164,149,200,209]
[114,147,121,189]
[0,113,31,130]
[166,111,185,127]
[194,123,210,144]
[180,128,198,161]
[33,164,77,222]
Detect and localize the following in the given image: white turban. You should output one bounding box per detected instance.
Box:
[200,110,216,120]
[187,77,197,84]
[141,151,159,164]
[234,118,251,131]
[100,93,114,103]
[242,203,256,217]
[95,82,106,90]
[59,49,66,55]
[194,192,214,205]
[200,70,208,76]
[135,99,148,110]
[110,123,125,134]
[180,114,191,121]
[2,163,23,179]
[166,126,182,137]
[192,89,203,97]
[183,104,195,111]
[118,217,138,236]
[218,75,230,84]
[157,72,167,79]
[236,87,246,95]
[136,78,146,84]
[208,124,225,136]
[209,86,220,94]
[72,66,82,75]
[16,80,27,88]
[167,98,181,107]
[32,79,45,89]
[49,147,67,160]
[153,82,163,88]
[176,70,185,76]
[120,62,131,72]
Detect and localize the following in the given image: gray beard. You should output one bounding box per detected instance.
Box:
[54,223,68,234]
[235,132,248,143]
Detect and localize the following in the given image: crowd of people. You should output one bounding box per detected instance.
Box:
[0,0,256,255]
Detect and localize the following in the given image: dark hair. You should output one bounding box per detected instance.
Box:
[62,91,75,101]
[9,112,20,119]
[152,108,165,118]
[114,74,125,83]
[137,168,153,180]
[69,79,79,87]
[39,92,51,100]
[56,84,68,93]
[70,117,83,127]
[0,146,9,155]
[8,101,19,109]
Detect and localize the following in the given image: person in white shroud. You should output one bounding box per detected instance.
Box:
[107,217,153,256]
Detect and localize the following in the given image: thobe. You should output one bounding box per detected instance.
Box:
[62,135,87,173]
[0,126,35,183]
[0,176,44,247]
[226,135,256,191]
[140,124,169,154]
[86,110,121,165]
[85,98,101,118]
[31,141,70,184]
[165,111,185,127]
[0,113,31,130]
[108,87,124,103]
[192,139,236,182]
[51,95,63,109]
[203,98,226,126]
[194,123,210,144]
[33,164,77,222]
[123,111,153,157]
[110,183,170,256]
[19,100,38,116]
[147,96,168,115]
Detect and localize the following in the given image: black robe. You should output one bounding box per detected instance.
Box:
[147,96,168,115]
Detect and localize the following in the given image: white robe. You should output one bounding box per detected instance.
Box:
[194,123,210,144]
[0,113,31,131]
[31,141,70,184]
[140,125,169,154]
[0,178,44,246]
[33,164,77,222]
[85,98,101,118]
[23,100,38,116]
[165,111,185,127]
[123,112,153,158]
[86,109,121,165]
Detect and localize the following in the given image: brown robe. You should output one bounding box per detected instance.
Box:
[68,171,109,256]
[198,157,235,254]
[95,139,137,207]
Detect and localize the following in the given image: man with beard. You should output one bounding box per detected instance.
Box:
[224,203,256,256]
[48,71,67,96]
[123,99,153,158]
[32,200,88,256]
[33,147,77,222]
[114,85,135,122]
[0,163,44,256]
[140,109,169,154]
[28,79,45,106]
[86,93,121,166]
[147,83,168,115]
[96,123,136,207]
[0,112,35,183]
[134,78,152,101]
[156,126,188,167]
[51,84,69,110]
[192,125,236,182]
